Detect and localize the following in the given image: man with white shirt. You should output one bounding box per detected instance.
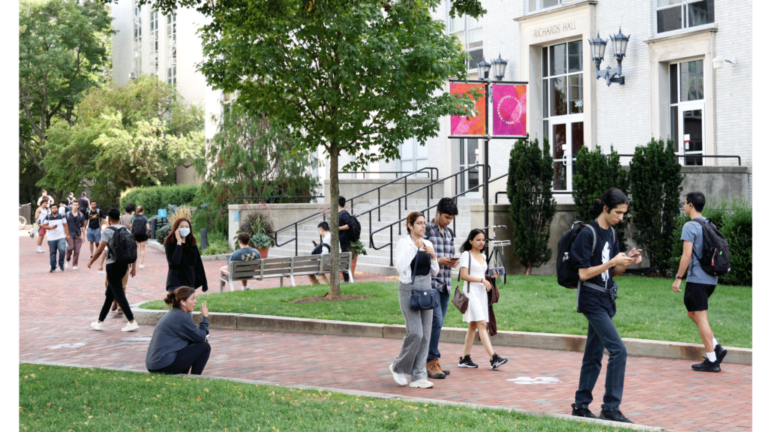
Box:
[308,221,339,285]
[41,203,69,273]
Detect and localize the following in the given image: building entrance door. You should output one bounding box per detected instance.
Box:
[549,115,584,192]
[677,101,705,166]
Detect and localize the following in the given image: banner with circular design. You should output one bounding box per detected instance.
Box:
[492,84,527,137]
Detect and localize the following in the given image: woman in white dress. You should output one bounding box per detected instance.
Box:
[457,229,508,370]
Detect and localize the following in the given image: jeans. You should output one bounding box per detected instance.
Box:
[391,276,433,381]
[340,241,350,282]
[574,311,627,412]
[149,342,211,375]
[98,262,134,322]
[48,238,67,270]
[427,287,451,361]
[66,236,83,267]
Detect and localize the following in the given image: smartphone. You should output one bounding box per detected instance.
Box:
[312,240,318,247]
[449,257,460,261]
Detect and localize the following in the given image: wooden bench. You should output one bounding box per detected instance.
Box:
[219,252,355,292]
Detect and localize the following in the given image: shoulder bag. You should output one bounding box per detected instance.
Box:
[451,252,470,314]
[408,247,440,311]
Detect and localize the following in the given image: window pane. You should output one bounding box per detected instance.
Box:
[529,0,537,12]
[450,15,465,32]
[553,124,566,159]
[680,60,704,101]
[550,77,567,116]
[542,46,548,77]
[554,162,567,190]
[571,122,584,156]
[688,0,714,27]
[468,29,483,49]
[469,49,484,69]
[568,40,582,73]
[670,63,678,104]
[549,43,566,76]
[543,120,549,141]
[657,6,683,33]
[453,32,466,48]
[542,0,560,8]
[467,15,481,29]
[670,106,679,152]
[543,79,549,118]
[568,74,583,114]
[684,109,703,152]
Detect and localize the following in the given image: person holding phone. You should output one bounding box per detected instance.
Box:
[146,286,211,375]
[164,218,208,293]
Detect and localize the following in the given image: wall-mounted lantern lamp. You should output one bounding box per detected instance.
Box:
[588,28,630,86]
[491,54,508,80]
[713,57,736,70]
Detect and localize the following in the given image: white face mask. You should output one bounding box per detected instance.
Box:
[179,228,191,238]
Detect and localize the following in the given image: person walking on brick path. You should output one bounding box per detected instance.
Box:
[422,197,460,380]
[337,196,354,283]
[131,206,151,269]
[389,212,439,389]
[86,201,105,262]
[165,217,209,293]
[456,229,508,371]
[308,221,338,285]
[40,203,69,273]
[672,191,727,372]
[221,233,261,291]
[78,192,90,217]
[146,287,211,375]
[33,199,50,253]
[58,199,71,216]
[120,203,135,231]
[569,188,642,424]
[66,192,76,206]
[64,201,86,270]
[87,208,139,332]
[36,190,54,207]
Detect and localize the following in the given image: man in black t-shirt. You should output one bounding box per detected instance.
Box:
[86,201,105,260]
[569,188,642,424]
[78,192,90,217]
[337,196,354,283]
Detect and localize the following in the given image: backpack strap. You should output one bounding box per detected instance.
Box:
[689,218,708,262]
[576,223,598,311]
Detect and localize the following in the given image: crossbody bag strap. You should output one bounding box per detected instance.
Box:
[410,242,420,285]
[462,251,471,293]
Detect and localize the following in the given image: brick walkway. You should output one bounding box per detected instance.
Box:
[18,235,752,432]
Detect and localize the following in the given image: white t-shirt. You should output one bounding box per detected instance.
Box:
[322,233,341,253]
[44,213,67,241]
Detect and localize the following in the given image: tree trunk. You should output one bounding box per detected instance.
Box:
[327,142,342,299]
[524,265,532,275]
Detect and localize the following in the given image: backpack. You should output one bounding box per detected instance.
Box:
[556,221,615,289]
[107,226,138,264]
[691,219,731,276]
[343,210,362,243]
[131,215,148,237]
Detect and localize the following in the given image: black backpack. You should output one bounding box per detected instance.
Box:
[107,226,138,264]
[691,219,731,276]
[556,221,614,289]
[343,210,362,243]
[131,215,148,237]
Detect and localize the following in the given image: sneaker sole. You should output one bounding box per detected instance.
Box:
[598,415,634,424]
[389,365,407,386]
[491,358,509,370]
[458,364,478,368]
[427,373,446,379]
[122,327,139,332]
[408,384,434,389]
[691,367,721,372]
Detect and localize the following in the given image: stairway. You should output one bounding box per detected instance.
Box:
[268,197,484,276]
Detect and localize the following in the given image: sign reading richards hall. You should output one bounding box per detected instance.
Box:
[533,21,577,38]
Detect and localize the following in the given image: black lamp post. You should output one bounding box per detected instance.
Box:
[477,58,492,80]
[589,28,630,86]
[491,54,508,81]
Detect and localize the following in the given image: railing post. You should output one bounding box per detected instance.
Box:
[404,177,408,210]
[295,224,298,256]
[378,189,381,222]
[151,218,157,240]
[389,226,394,266]
[398,199,402,235]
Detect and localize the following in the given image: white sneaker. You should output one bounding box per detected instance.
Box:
[90,322,103,331]
[36,247,44,253]
[409,379,434,389]
[73,266,78,270]
[65,262,69,269]
[389,364,407,386]
[139,265,145,269]
[98,270,105,275]
[122,321,139,332]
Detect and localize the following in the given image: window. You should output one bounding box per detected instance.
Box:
[656,0,714,33]
[669,59,705,165]
[150,11,159,75]
[542,40,583,121]
[528,0,562,13]
[166,14,177,85]
[449,13,483,70]
[133,3,142,76]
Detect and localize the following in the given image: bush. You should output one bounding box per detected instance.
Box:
[169,205,193,228]
[156,224,171,244]
[506,136,557,275]
[120,185,199,217]
[573,145,630,251]
[628,138,683,275]
[668,197,752,286]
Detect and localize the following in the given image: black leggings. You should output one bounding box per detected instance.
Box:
[150,342,211,375]
[98,262,134,322]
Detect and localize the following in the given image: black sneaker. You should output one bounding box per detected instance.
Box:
[571,403,597,419]
[490,353,508,370]
[458,355,478,368]
[599,406,634,424]
[49,268,56,273]
[715,344,728,364]
[60,266,65,272]
[692,357,721,372]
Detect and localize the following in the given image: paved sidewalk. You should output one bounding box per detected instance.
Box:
[19,236,752,432]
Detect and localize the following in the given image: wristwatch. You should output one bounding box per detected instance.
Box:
[675,273,683,279]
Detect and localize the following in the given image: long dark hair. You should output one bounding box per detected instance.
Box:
[589,188,629,218]
[164,217,198,247]
[460,229,485,252]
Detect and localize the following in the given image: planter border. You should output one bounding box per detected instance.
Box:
[133,302,751,365]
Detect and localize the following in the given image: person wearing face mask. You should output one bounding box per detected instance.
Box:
[146,286,211,375]
[164,217,209,293]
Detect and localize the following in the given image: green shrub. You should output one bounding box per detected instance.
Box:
[120,185,199,217]
[156,224,171,244]
[573,145,630,251]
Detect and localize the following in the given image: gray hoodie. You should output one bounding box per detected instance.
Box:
[145,307,209,371]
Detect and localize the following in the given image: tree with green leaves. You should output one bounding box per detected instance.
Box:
[19,0,113,201]
[193,102,321,237]
[506,137,557,275]
[629,138,684,275]
[114,0,479,299]
[40,75,205,207]
[572,145,630,251]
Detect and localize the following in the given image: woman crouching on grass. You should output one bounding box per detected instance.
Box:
[388,212,439,389]
[146,287,211,375]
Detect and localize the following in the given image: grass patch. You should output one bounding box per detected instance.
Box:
[19,364,632,431]
[195,229,232,256]
[142,275,752,348]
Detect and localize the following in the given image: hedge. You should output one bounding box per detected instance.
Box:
[120,185,200,217]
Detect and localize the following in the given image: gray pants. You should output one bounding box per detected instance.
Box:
[392,276,433,381]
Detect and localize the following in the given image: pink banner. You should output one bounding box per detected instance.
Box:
[492,84,527,137]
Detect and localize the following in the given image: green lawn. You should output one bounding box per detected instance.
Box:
[19,364,633,432]
[142,275,752,348]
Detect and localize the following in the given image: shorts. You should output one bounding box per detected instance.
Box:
[87,227,101,242]
[684,282,717,312]
[38,227,47,237]
[134,234,148,242]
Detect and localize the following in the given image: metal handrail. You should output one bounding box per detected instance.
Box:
[272,166,440,256]
[338,168,438,181]
[616,154,742,166]
[232,195,324,204]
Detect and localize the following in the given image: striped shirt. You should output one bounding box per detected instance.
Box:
[423,220,455,292]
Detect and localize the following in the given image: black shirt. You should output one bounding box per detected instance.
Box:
[86,208,105,229]
[570,220,620,316]
[338,209,354,244]
[65,211,86,237]
[78,198,90,214]
[165,241,209,291]
[410,250,432,277]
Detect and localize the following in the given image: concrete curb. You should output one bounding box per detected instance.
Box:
[146,239,231,262]
[22,360,668,431]
[132,302,751,365]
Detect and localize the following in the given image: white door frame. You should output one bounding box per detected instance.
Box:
[549,113,584,192]
[677,100,706,165]
[459,138,481,197]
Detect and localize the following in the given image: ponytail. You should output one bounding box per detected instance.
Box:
[589,188,629,218]
[164,286,195,308]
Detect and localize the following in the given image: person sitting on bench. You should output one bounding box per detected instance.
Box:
[308,221,339,285]
[221,233,261,290]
